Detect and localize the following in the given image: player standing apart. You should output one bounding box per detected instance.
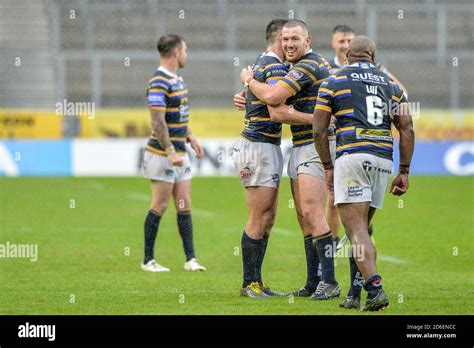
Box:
[313,36,415,311]
[141,34,206,273]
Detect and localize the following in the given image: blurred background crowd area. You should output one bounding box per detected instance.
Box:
[0,0,473,177]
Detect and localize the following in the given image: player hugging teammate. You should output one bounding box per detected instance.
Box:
[234,20,414,311]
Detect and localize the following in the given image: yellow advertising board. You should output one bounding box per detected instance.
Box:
[1,108,473,141]
[80,108,474,141]
[0,109,62,139]
[79,108,295,138]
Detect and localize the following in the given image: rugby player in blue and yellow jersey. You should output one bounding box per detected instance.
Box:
[241,20,341,301]
[329,24,408,308]
[330,25,407,93]
[141,34,206,273]
[313,36,415,311]
[233,19,315,298]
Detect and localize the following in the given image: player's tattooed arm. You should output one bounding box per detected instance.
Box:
[240,66,292,106]
[150,108,183,166]
[268,104,313,125]
[391,102,415,195]
[150,108,172,149]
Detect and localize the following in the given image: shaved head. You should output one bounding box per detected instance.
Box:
[347,35,376,64]
[283,19,309,36]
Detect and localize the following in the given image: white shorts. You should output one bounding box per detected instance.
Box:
[143,150,192,183]
[334,153,393,209]
[287,139,336,181]
[232,137,283,188]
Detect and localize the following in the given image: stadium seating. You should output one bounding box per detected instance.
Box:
[1,0,473,109]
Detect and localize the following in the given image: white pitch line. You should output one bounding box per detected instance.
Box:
[127,192,149,202]
[378,254,409,264]
[126,192,217,218]
[272,227,293,236]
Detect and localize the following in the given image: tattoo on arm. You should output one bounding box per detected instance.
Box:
[150,109,172,149]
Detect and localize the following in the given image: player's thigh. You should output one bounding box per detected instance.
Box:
[244,185,279,218]
[150,180,174,213]
[337,202,370,235]
[290,178,303,217]
[172,179,191,212]
[297,173,327,215]
[368,206,377,225]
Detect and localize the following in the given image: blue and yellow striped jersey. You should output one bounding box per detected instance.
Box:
[241,51,289,145]
[277,50,331,147]
[330,56,387,75]
[316,60,407,160]
[146,66,189,156]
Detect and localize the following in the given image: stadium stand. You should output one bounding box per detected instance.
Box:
[1,0,473,109]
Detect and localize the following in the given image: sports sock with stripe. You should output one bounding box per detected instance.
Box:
[256,233,269,284]
[364,275,383,299]
[177,211,195,262]
[304,235,320,291]
[144,210,161,264]
[241,231,262,288]
[348,253,364,298]
[314,231,337,285]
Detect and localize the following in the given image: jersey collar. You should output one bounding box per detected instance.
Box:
[158,66,179,78]
[348,60,376,68]
[265,50,284,63]
[333,56,344,68]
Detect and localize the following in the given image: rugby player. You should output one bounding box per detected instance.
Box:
[240,20,341,300]
[329,24,408,308]
[141,34,206,273]
[330,25,407,93]
[233,19,315,298]
[313,36,415,311]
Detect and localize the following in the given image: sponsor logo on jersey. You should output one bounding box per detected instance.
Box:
[362,161,373,172]
[287,70,304,81]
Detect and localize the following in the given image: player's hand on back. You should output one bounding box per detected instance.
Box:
[240,65,254,85]
[233,89,247,110]
[390,173,409,196]
[168,152,184,167]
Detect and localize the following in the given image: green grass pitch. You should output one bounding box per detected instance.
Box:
[0,176,472,315]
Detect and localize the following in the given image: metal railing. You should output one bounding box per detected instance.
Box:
[48,0,474,109]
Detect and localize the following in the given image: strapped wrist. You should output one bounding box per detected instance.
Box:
[399,163,410,174]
